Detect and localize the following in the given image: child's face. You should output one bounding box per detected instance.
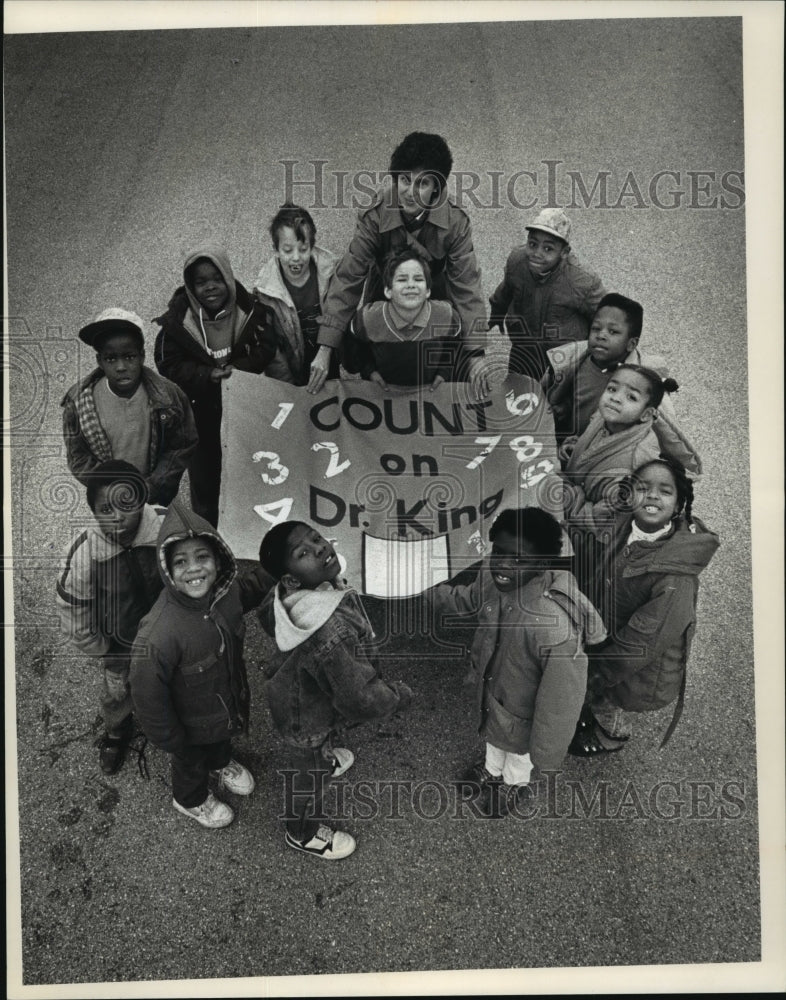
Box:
[524,230,568,277]
[588,306,637,365]
[598,369,655,433]
[489,530,541,593]
[190,260,229,314]
[632,464,679,531]
[384,259,430,313]
[275,225,314,285]
[282,525,340,590]
[92,484,144,546]
[169,537,218,600]
[396,167,438,219]
[96,332,144,398]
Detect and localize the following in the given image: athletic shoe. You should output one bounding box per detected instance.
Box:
[285,824,357,860]
[330,747,355,777]
[213,758,255,795]
[173,792,234,828]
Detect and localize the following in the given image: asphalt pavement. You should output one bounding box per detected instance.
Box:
[3,12,770,995]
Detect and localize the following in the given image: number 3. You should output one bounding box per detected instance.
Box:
[252,450,289,485]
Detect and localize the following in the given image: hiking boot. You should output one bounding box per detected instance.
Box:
[456,760,502,797]
[173,792,234,828]
[97,717,133,775]
[213,759,255,795]
[330,747,355,777]
[285,824,357,860]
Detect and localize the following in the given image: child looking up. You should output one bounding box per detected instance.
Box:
[56,461,165,774]
[429,508,605,818]
[62,308,197,506]
[130,503,273,829]
[154,246,276,526]
[343,248,462,389]
[561,365,688,533]
[309,131,490,398]
[253,203,339,385]
[488,208,606,380]
[569,457,719,755]
[258,521,413,860]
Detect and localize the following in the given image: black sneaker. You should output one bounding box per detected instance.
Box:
[480,781,534,819]
[456,760,502,797]
[96,717,133,775]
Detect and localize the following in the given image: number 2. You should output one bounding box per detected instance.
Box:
[312,441,351,478]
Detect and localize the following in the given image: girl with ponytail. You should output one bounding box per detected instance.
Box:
[569,455,719,755]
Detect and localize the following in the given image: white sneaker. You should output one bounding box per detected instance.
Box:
[213,758,255,795]
[173,792,234,829]
[330,747,355,777]
[285,824,357,860]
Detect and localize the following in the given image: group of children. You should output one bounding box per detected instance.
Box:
[56,131,719,860]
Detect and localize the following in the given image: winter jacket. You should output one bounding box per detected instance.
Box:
[431,569,606,770]
[61,367,198,506]
[56,504,166,658]
[153,277,276,431]
[316,176,488,352]
[489,247,606,376]
[590,514,719,731]
[562,411,662,533]
[258,581,410,748]
[129,503,273,752]
[543,340,702,473]
[253,245,338,385]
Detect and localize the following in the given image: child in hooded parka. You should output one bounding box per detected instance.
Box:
[154,246,276,526]
[570,456,719,755]
[129,502,274,829]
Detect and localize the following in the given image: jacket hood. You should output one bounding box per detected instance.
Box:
[253,245,338,306]
[621,514,720,576]
[155,500,236,609]
[183,245,237,319]
[539,569,607,647]
[272,578,351,652]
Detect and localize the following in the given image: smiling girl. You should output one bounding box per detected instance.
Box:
[569,456,719,755]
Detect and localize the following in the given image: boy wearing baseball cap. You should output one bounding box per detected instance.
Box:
[488,208,606,380]
[62,308,198,505]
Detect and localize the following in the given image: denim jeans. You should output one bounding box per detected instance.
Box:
[280,741,335,843]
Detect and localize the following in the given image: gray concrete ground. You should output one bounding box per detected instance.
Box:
[4,14,766,991]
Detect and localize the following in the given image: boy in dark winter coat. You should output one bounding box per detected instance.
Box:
[429,507,605,818]
[56,461,165,775]
[489,208,606,381]
[62,308,198,506]
[258,521,413,860]
[129,502,274,829]
[154,246,277,526]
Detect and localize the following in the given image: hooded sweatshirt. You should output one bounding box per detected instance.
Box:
[153,247,276,421]
[590,513,720,720]
[258,581,408,749]
[431,567,606,770]
[129,502,273,752]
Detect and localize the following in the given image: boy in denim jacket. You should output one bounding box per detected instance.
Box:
[258,521,413,860]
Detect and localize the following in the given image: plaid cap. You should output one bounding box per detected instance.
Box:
[78,307,145,348]
[525,208,572,244]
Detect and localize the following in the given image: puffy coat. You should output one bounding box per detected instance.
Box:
[431,568,606,770]
[590,514,719,714]
[129,503,273,752]
[153,279,276,435]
